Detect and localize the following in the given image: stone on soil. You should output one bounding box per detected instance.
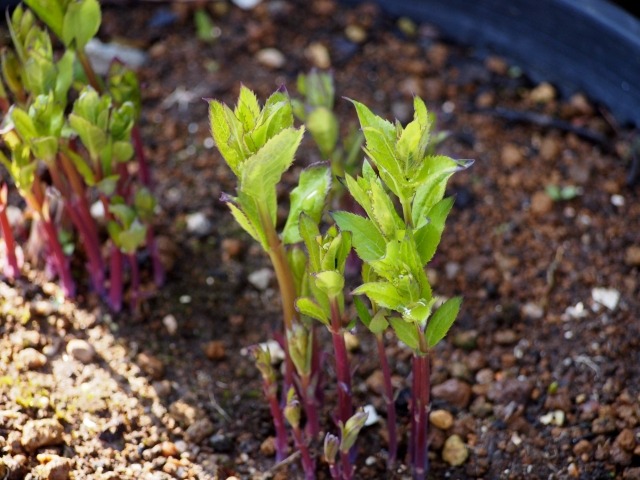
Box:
[531,191,553,215]
[255,48,285,69]
[21,419,64,452]
[429,409,454,430]
[185,212,213,236]
[625,246,640,266]
[248,268,273,290]
[442,434,468,466]
[185,418,215,443]
[16,348,47,370]
[432,379,472,409]
[66,339,95,364]
[34,455,71,480]
[203,340,226,360]
[137,352,165,380]
[591,287,620,311]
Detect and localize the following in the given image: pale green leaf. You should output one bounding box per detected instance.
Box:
[235,85,260,132]
[414,196,454,264]
[282,163,331,244]
[226,201,265,249]
[332,211,385,262]
[295,297,329,325]
[24,0,64,38]
[313,270,344,298]
[389,317,419,350]
[298,212,321,272]
[352,281,404,311]
[369,310,389,334]
[62,0,101,49]
[307,107,338,159]
[209,100,243,175]
[426,296,462,348]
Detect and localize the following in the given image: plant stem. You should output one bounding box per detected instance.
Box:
[146,227,165,286]
[300,372,320,438]
[341,449,355,480]
[291,426,315,480]
[0,202,20,278]
[108,244,123,312]
[128,253,140,311]
[132,126,152,187]
[329,298,352,425]
[411,352,430,480]
[375,333,397,466]
[264,383,289,462]
[77,49,103,93]
[41,217,75,298]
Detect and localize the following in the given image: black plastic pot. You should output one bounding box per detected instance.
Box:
[342,0,640,126]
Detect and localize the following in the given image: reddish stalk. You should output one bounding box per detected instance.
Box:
[375,334,398,465]
[291,425,315,479]
[108,244,123,311]
[132,126,152,187]
[41,217,75,298]
[329,298,352,425]
[128,253,140,311]
[145,226,165,287]
[411,352,430,480]
[265,384,289,462]
[0,184,20,278]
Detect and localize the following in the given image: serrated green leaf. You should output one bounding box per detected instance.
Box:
[369,310,389,334]
[235,85,260,132]
[116,219,146,254]
[62,0,101,49]
[414,197,454,264]
[353,296,372,327]
[369,179,402,238]
[69,114,107,161]
[209,100,243,175]
[307,107,338,159]
[282,163,331,244]
[298,212,321,272]
[11,108,37,141]
[241,127,304,224]
[226,201,265,249]
[295,297,329,325]
[25,0,64,38]
[313,270,344,298]
[389,317,419,350]
[353,281,404,311]
[426,296,462,348]
[332,211,385,262]
[30,136,58,162]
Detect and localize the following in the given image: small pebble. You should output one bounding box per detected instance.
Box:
[540,410,565,426]
[34,454,71,480]
[66,339,95,364]
[530,82,556,103]
[185,212,213,236]
[522,302,544,319]
[363,404,380,426]
[625,246,640,266]
[248,268,273,290]
[531,191,554,215]
[137,352,165,380]
[21,419,65,452]
[567,462,580,478]
[591,287,620,311]
[163,315,178,335]
[260,436,276,457]
[209,433,234,453]
[429,409,454,430]
[16,347,47,370]
[344,332,360,352]
[501,144,523,168]
[305,42,331,69]
[255,48,285,69]
[442,434,468,466]
[170,400,205,428]
[432,379,472,409]
[185,418,215,443]
[345,24,367,43]
[203,340,226,360]
[161,441,179,457]
[615,429,636,452]
[221,238,243,260]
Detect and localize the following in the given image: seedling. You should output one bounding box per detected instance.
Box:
[0,0,162,309]
[334,98,471,479]
[210,86,469,479]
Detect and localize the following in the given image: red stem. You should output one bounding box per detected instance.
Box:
[132,126,152,188]
[411,353,430,480]
[329,299,352,425]
[0,206,20,278]
[128,253,140,311]
[145,226,165,286]
[376,334,397,466]
[264,385,289,462]
[292,426,316,480]
[109,244,123,312]
[300,373,320,438]
[41,218,76,298]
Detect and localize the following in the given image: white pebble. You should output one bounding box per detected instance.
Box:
[248,268,273,290]
[186,212,212,236]
[163,315,178,335]
[363,404,379,426]
[591,287,620,311]
[255,48,285,69]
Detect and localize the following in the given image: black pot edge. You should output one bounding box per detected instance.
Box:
[341,0,640,127]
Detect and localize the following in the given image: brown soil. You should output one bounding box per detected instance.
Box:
[1,1,640,479]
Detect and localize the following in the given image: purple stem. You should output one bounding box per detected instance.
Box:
[128,253,140,311]
[42,218,75,298]
[291,426,315,479]
[411,353,430,480]
[300,373,320,438]
[376,334,398,466]
[341,450,355,480]
[0,205,20,279]
[65,201,105,297]
[108,244,123,312]
[146,226,165,286]
[132,126,152,188]
[329,299,353,426]
[264,384,289,462]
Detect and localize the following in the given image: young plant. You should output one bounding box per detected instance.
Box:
[0,183,22,278]
[0,1,162,308]
[333,98,471,479]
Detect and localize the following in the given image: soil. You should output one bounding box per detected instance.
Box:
[1,1,640,479]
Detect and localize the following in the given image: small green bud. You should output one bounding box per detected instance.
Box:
[252,346,276,385]
[284,388,301,429]
[324,433,339,465]
[287,324,312,377]
[339,409,368,453]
